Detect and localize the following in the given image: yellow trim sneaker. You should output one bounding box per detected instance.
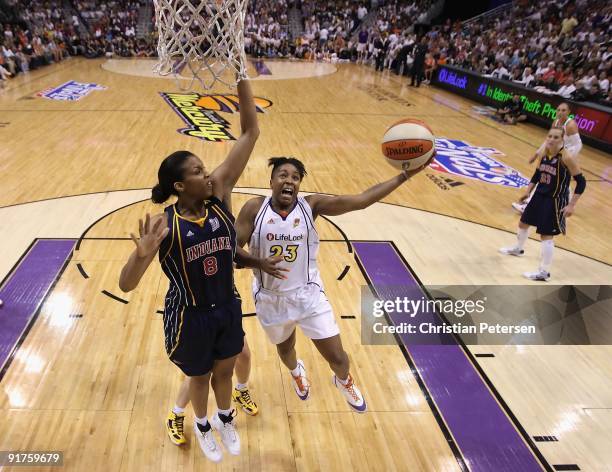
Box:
[166,411,186,446]
[232,387,259,416]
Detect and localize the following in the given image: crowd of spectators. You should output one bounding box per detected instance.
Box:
[362,0,611,105]
[2,0,610,106]
[245,0,291,57]
[0,0,154,88]
[437,0,611,104]
[74,0,154,59]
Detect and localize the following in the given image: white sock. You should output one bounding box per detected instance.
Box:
[290,365,301,376]
[217,408,231,417]
[337,375,350,386]
[517,227,529,250]
[541,239,554,272]
[172,405,185,415]
[235,382,248,391]
[195,416,208,426]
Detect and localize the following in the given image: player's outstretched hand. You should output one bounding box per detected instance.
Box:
[402,151,436,180]
[260,255,290,279]
[130,214,169,258]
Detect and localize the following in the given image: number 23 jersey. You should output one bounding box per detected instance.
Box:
[250,196,321,293]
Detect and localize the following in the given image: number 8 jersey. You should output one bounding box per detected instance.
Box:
[250,196,321,293]
[159,197,239,310]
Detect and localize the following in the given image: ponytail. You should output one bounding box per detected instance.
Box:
[151,150,193,204]
[151,183,172,204]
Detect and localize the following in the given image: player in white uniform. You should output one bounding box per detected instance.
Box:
[235,157,431,413]
[512,102,582,213]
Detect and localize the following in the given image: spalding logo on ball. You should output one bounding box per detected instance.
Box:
[382,118,435,171]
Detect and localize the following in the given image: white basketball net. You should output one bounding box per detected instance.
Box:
[153,0,249,90]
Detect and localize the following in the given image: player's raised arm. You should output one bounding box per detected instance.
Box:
[211,79,260,201]
[119,213,169,292]
[306,160,430,218]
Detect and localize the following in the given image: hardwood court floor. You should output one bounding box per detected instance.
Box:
[0,58,610,471]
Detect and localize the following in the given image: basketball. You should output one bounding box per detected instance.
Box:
[381,119,436,171]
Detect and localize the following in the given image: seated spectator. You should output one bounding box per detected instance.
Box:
[542,63,557,83]
[0,62,12,89]
[587,82,607,103]
[491,61,509,79]
[577,68,598,92]
[496,94,527,124]
[598,71,610,94]
[517,66,535,87]
[557,76,577,99]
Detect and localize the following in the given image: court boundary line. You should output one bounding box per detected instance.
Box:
[386,239,555,472]
[0,238,75,384]
[352,247,469,472]
[3,187,607,266]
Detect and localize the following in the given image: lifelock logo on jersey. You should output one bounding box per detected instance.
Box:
[431,138,530,188]
[266,233,303,242]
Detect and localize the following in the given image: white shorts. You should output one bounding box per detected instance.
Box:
[357,43,367,53]
[254,283,340,345]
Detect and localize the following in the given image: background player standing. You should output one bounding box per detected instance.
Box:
[512,102,582,213]
[500,127,586,281]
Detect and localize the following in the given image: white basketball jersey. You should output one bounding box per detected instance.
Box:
[553,117,572,137]
[250,196,321,293]
[554,117,582,156]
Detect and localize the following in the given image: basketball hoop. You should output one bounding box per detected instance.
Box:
[153,0,249,90]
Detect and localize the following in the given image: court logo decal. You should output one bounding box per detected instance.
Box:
[431,138,529,188]
[37,81,106,101]
[160,92,273,142]
[357,84,412,107]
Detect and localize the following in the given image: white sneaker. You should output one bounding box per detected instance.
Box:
[193,421,223,463]
[290,360,311,400]
[211,410,240,456]
[499,246,525,257]
[523,269,550,281]
[333,374,367,413]
[512,202,527,213]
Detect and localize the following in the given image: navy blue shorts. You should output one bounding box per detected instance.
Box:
[165,298,244,376]
[521,193,566,236]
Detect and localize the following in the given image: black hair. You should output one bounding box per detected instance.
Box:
[268,157,308,180]
[151,150,193,204]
